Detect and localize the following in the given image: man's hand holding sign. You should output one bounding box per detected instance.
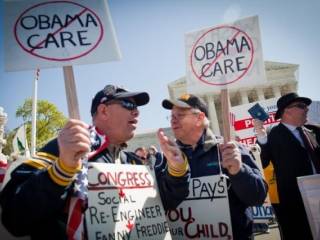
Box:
[58,119,90,169]
[220,142,242,176]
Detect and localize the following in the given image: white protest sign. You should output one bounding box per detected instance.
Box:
[4,0,121,71]
[230,98,279,145]
[86,163,171,240]
[308,101,320,124]
[185,15,266,94]
[166,176,233,240]
[297,174,320,240]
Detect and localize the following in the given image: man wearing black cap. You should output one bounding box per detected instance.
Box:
[160,93,267,240]
[254,92,320,239]
[0,85,189,240]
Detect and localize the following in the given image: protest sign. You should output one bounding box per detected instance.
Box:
[308,101,320,124]
[185,15,266,94]
[166,175,232,240]
[297,174,320,240]
[86,163,171,240]
[4,0,121,71]
[185,15,266,141]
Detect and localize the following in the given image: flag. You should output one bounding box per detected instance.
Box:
[66,161,88,240]
[12,124,30,157]
[66,126,109,240]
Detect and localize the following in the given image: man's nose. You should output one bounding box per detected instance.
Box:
[132,108,139,116]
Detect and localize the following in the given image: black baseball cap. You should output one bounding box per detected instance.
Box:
[90,85,149,116]
[162,94,208,117]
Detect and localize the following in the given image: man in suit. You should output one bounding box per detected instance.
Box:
[254,92,320,240]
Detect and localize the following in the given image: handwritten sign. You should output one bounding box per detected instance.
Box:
[166,175,232,239]
[86,163,171,240]
[4,0,121,71]
[185,15,266,94]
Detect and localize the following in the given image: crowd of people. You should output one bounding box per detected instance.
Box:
[0,85,318,240]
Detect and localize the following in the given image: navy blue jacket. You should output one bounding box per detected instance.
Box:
[177,129,267,240]
[0,138,189,240]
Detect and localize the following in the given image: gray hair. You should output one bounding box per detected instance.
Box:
[191,109,210,128]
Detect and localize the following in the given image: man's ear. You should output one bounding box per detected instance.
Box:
[196,112,205,126]
[97,104,109,119]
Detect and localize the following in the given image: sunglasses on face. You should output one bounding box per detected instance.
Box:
[106,99,137,111]
[287,103,308,110]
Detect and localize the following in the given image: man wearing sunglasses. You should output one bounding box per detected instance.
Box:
[0,85,189,240]
[160,93,267,240]
[254,92,320,240]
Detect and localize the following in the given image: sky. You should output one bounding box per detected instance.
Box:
[1,0,320,134]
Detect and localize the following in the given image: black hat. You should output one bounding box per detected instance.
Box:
[275,92,311,119]
[90,85,150,116]
[162,94,208,117]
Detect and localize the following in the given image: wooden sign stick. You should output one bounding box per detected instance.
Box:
[63,66,80,119]
[220,88,231,143]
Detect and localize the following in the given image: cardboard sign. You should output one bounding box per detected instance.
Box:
[86,163,171,240]
[4,0,121,71]
[185,15,266,94]
[166,175,233,240]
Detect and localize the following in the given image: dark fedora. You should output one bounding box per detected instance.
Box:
[275,92,311,119]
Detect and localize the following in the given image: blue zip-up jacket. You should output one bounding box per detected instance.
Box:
[177,129,268,240]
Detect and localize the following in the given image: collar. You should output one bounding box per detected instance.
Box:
[282,122,298,132]
[282,122,313,134]
[176,128,219,152]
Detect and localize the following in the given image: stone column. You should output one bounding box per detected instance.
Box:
[256,88,265,101]
[288,84,296,92]
[240,90,249,104]
[205,94,220,135]
[272,86,281,98]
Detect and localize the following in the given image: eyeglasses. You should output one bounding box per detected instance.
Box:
[287,103,308,110]
[106,99,137,111]
[166,112,199,121]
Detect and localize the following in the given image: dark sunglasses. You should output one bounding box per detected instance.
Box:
[287,103,308,110]
[106,99,137,111]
